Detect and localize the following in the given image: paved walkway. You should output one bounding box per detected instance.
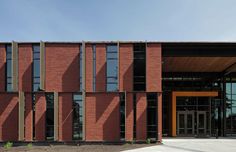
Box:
[123,138,236,152]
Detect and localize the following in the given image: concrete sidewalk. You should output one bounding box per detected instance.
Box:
[123,139,236,152]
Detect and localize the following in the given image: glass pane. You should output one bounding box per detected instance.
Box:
[73,94,82,100]
[7,60,12,77]
[33,52,40,59]
[107,83,117,91]
[233,83,236,94]
[226,83,231,94]
[179,114,185,128]
[33,84,40,92]
[7,84,12,91]
[107,60,118,77]
[33,60,40,77]
[107,52,117,59]
[33,45,40,52]
[198,114,205,128]
[107,45,117,53]
[187,114,193,128]
[232,95,236,107]
[107,77,117,83]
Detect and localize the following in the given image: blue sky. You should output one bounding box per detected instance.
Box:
[0,0,236,41]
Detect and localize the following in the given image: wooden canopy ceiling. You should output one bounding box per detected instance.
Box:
[162,57,236,72]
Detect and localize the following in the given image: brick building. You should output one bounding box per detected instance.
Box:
[1,41,236,142]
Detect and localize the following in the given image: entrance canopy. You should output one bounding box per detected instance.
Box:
[162,42,236,73]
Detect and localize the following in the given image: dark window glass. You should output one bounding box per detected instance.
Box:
[133,43,146,91]
[80,45,83,91]
[106,44,118,92]
[46,93,54,140]
[147,93,157,139]
[33,44,40,91]
[73,93,83,140]
[6,44,12,91]
[133,94,136,139]
[120,93,125,140]
[93,45,96,92]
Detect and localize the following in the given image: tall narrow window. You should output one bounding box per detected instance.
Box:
[133,93,136,139]
[147,93,157,139]
[133,43,146,91]
[6,44,12,91]
[106,44,118,91]
[33,44,40,91]
[120,93,125,140]
[32,93,36,140]
[93,44,96,92]
[80,45,83,91]
[73,93,83,140]
[46,93,54,140]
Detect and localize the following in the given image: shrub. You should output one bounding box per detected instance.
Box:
[146,138,151,144]
[27,143,33,148]
[3,141,13,149]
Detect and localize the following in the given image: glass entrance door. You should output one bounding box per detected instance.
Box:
[197,111,207,136]
[177,111,194,136]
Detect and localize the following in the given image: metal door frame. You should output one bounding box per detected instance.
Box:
[177,111,195,136]
[197,111,207,135]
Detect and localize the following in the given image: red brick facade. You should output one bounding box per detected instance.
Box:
[85,93,120,141]
[0,93,18,141]
[45,43,80,92]
[0,44,5,92]
[58,93,73,141]
[18,44,33,92]
[0,42,162,142]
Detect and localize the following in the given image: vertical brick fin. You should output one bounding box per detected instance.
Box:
[0,93,19,141]
[85,93,120,141]
[35,93,46,141]
[119,44,133,92]
[158,93,162,142]
[25,93,33,141]
[146,43,162,92]
[58,93,73,141]
[18,44,33,92]
[40,41,45,90]
[54,92,59,141]
[45,43,80,92]
[82,42,86,140]
[85,44,93,92]
[96,44,106,92]
[136,93,147,141]
[12,41,18,92]
[0,45,6,92]
[125,93,133,141]
[18,91,25,141]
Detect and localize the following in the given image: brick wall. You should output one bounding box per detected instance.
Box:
[136,93,147,140]
[0,44,5,92]
[25,93,33,141]
[85,44,93,92]
[18,44,32,92]
[146,43,162,92]
[0,93,18,141]
[125,93,133,141]
[35,93,46,141]
[85,93,120,141]
[95,44,106,92]
[45,43,80,92]
[58,93,73,141]
[119,44,133,92]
